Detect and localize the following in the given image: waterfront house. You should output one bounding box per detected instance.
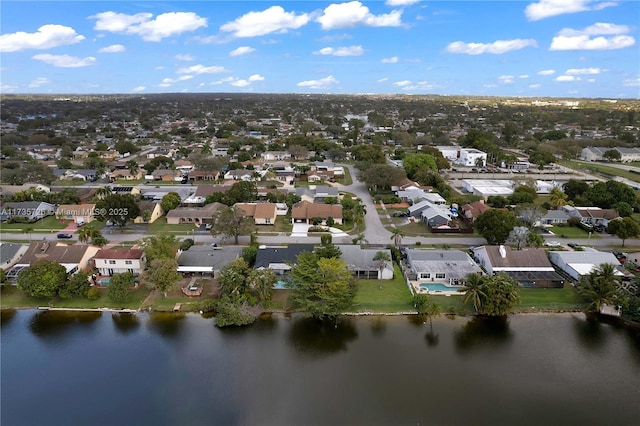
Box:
[93,248,146,276]
[254,244,315,276]
[0,242,28,271]
[177,245,243,277]
[548,248,623,281]
[337,245,394,280]
[6,241,99,279]
[405,249,482,290]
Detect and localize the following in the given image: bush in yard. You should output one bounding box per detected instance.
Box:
[87,287,100,300]
[567,217,581,227]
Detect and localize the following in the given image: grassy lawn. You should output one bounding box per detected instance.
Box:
[548,225,598,238]
[145,217,197,235]
[338,167,353,185]
[259,215,292,233]
[352,264,414,313]
[52,286,151,310]
[0,216,68,232]
[564,160,640,183]
[515,285,586,312]
[1,286,49,308]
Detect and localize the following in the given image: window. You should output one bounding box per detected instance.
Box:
[265,218,271,224]
[420,273,431,279]
[435,273,446,279]
[109,260,116,265]
[125,260,132,265]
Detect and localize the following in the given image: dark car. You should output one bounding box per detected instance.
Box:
[57,233,73,239]
[567,243,579,249]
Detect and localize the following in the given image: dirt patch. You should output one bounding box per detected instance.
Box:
[376,202,410,209]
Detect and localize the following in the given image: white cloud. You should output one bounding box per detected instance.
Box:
[392,79,439,91]
[529,84,542,88]
[393,80,412,87]
[316,1,403,30]
[98,44,125,53]
[28,77,50,88]
[316,33,352,42]
[566,67,605,75]
[220,6,309,38]
[175,54,195,61]
[248,74,264,81]
[587,78,596,83]
[132,86,145,92]
[537,69,556,75]
[230,79,251,87]
[550,22,635,50]
[177,64,226,75]
[381,56,399,63]
[446,38,537,54]
[1,84,19,92]
[32,53,96,67]
[386,0,420,5]
[525,0,617,21]
[313,45,364,56]
[499,75,515,84]
[519,74,530,79]
[623,77,640,87]
[296,75,339,89]
[230,46,256,56]
[378,77,389,82]
[90,11,207,41]
[556,75,581,82]
[0,24,84,52]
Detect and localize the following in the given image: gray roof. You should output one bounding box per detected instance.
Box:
[548,249,619,265]
[406,249,482,279]
[177,246,242,270]
[0,242,25,265]
[541,210,570,219]
[254,244,315,268]
[336,245,393,272]
[408,200,432,215]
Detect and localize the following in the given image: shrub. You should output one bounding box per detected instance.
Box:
[567,217,581,227]
[214,300,256,327]
[87,287,100,300]
[179,238,194,251]
[415,241,422,246]
[199,299,217,313]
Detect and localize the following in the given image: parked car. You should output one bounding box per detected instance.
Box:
[544,241,561,247]
[57,233,73,239]
[205,223,213,230]
[567,243,579,249]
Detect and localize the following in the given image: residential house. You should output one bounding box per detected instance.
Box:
[110,186,141,196]
[134,201,163,224]
[471,245,564,288]
[165,202,225,225]
[295,186,339,203]
[58,169,98,182]
[291,201,342,224]
[224,169,258,181]
[5,241,99,279]
[405,249,482,289]
[561,206,620,228]
[536,209,570,226]
[187,170,219,182]
[1,201,56,222]
[549,248,623,281]
[56,203,97,225]
[109,169,143,181]
[261,151,291,161]
[93,248,146,276]
[151,169,182,182]
[307,169,335,182]
[175,160,194,174]
[461,201,491,223]
[254,244,315,276]
[177,245,243,276]
[182,185,227,206]
[0,184,50,199]
[312,161,343,176]
[0,242,28,271]
[235,203,278,225]
[420,205,452,228]
[212,146,229,157]
[408,200,435,218]
[147,148,176,159]
[337,245,394,280]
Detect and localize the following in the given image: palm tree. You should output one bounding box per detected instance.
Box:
[549,187,568,207]
[460,273,487,314]
[352,233,368,247]
[126,160,139,175]
[22,226,34,242]
[373,251,391,290]
[77,224,100,244]
[576,266,619,313]
[95,186,112,199]
[390,227,405,248]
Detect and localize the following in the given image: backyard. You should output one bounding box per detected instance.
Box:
[352,265,414,313]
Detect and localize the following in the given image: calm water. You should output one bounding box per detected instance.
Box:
[1,310,639,426]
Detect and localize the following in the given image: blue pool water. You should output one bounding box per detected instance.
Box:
[97,278,110,286]
[273,280,288,289]
[419,283,462,292]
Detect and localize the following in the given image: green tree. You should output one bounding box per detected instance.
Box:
[373,251,391,290]
[359,164,406,191]
[211,205,255,244]
[603,149,621,162]
[314,242,342,260]
[460,273,487,314]
[95,194,140,229]
[143,234,179,262]
[563,180,589,201]
[125,159,139,174]
[214,299,256,327]
[160,192,181,212]
[612,201,633,218]
[287,252,357,319]
[479,274,521,316]
[390,227,406,248]
[17,260,67,298]
[224,181,258,205]
[248,268,277,301]
[474,209,517,244]
[59,272,90,299]
[218,258,251,302]
[575,263,620,312]
[403,153,437,178]
[77,223,101,244]
[108,272,135,303]
[145,258,181,298]
[606,217,640,247]
[549,187,568,207]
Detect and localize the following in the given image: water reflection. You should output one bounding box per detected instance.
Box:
[111,312,140,334]
[454,315,513,354]
[147,312,186,337]
[407,314,429,327]
[370,316,387,337]
[1,309,17,326]
[573,314,607,350]
[288,316,358,357]
[29,310,101,339]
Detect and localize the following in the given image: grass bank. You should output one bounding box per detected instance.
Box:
[352,264,414,313]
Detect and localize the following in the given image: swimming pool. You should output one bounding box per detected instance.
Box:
[419,283,463,293]
[97,278,110,286]
[273,280,288,289]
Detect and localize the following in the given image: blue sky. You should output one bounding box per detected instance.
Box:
[1,1,638,97]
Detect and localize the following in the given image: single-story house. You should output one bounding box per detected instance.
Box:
[0,184,50,199]
[166,202,225,225]
[461,201,491,223]
[254,244,315,276]
[0,242,28,271]
[548,248,623,281]
[188,170,219,182]
[307,170,335,182]
[151,169,182,182]
[6,241,99,279]
[471,245,564,288]
[93,248,146,276]
[261,151,291,161]
[337,245,394,280]
[536,209,571,226]
[56,203,97,225]
[109,169,143,181]
[1,201,56,222]
[291,201,343,225]
[110,186,141,196]
[405,249,482,288]
[235,203,278,225]
[182,185,227,205]
[177,245,243,276]
[134,201,164,224]
[421,206,452,228]
[561,206,619,228]
[224,169,257,181]
[295,186,339,203]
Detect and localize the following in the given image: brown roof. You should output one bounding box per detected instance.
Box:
[462,201,491,218]
[137,200,160,212]
[483,246,553,268]
[236,203,277,218]
[576,208,619,220]
[94,248,144,260]
[166,202,225,219]
[291,200,342,219]
[56,203,96,216]
[194,185,227,197]
[20,242,91,264]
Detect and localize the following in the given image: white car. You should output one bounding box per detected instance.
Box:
[205,223,213,230]
[544,241,561,247]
